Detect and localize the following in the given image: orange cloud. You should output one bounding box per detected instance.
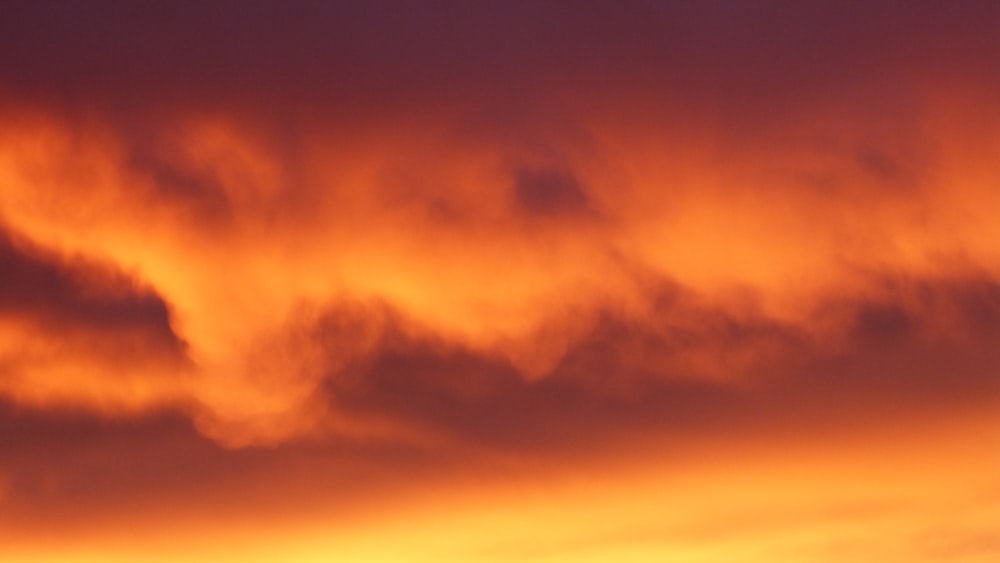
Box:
[1,2,1000,561]
[1,89,1000,443]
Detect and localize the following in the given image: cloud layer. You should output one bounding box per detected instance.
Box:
[1,2,999,561]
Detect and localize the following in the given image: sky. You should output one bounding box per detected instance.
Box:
[1,1,999,561]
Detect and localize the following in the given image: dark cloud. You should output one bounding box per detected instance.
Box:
[513,167,591,217]
[0,226,184,354]
[0,226,189,408]
[0,399,439,534]
[305,273,1000,454]
[124,139,236,223]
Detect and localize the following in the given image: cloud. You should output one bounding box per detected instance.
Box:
[2,93,1000,447]
[1,4,999,559]
[513,167,592,217]
[191,271,999,456]
[0,225,189,411]
[0,228,180,340]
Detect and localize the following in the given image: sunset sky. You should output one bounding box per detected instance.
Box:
[1,2,1000,561]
